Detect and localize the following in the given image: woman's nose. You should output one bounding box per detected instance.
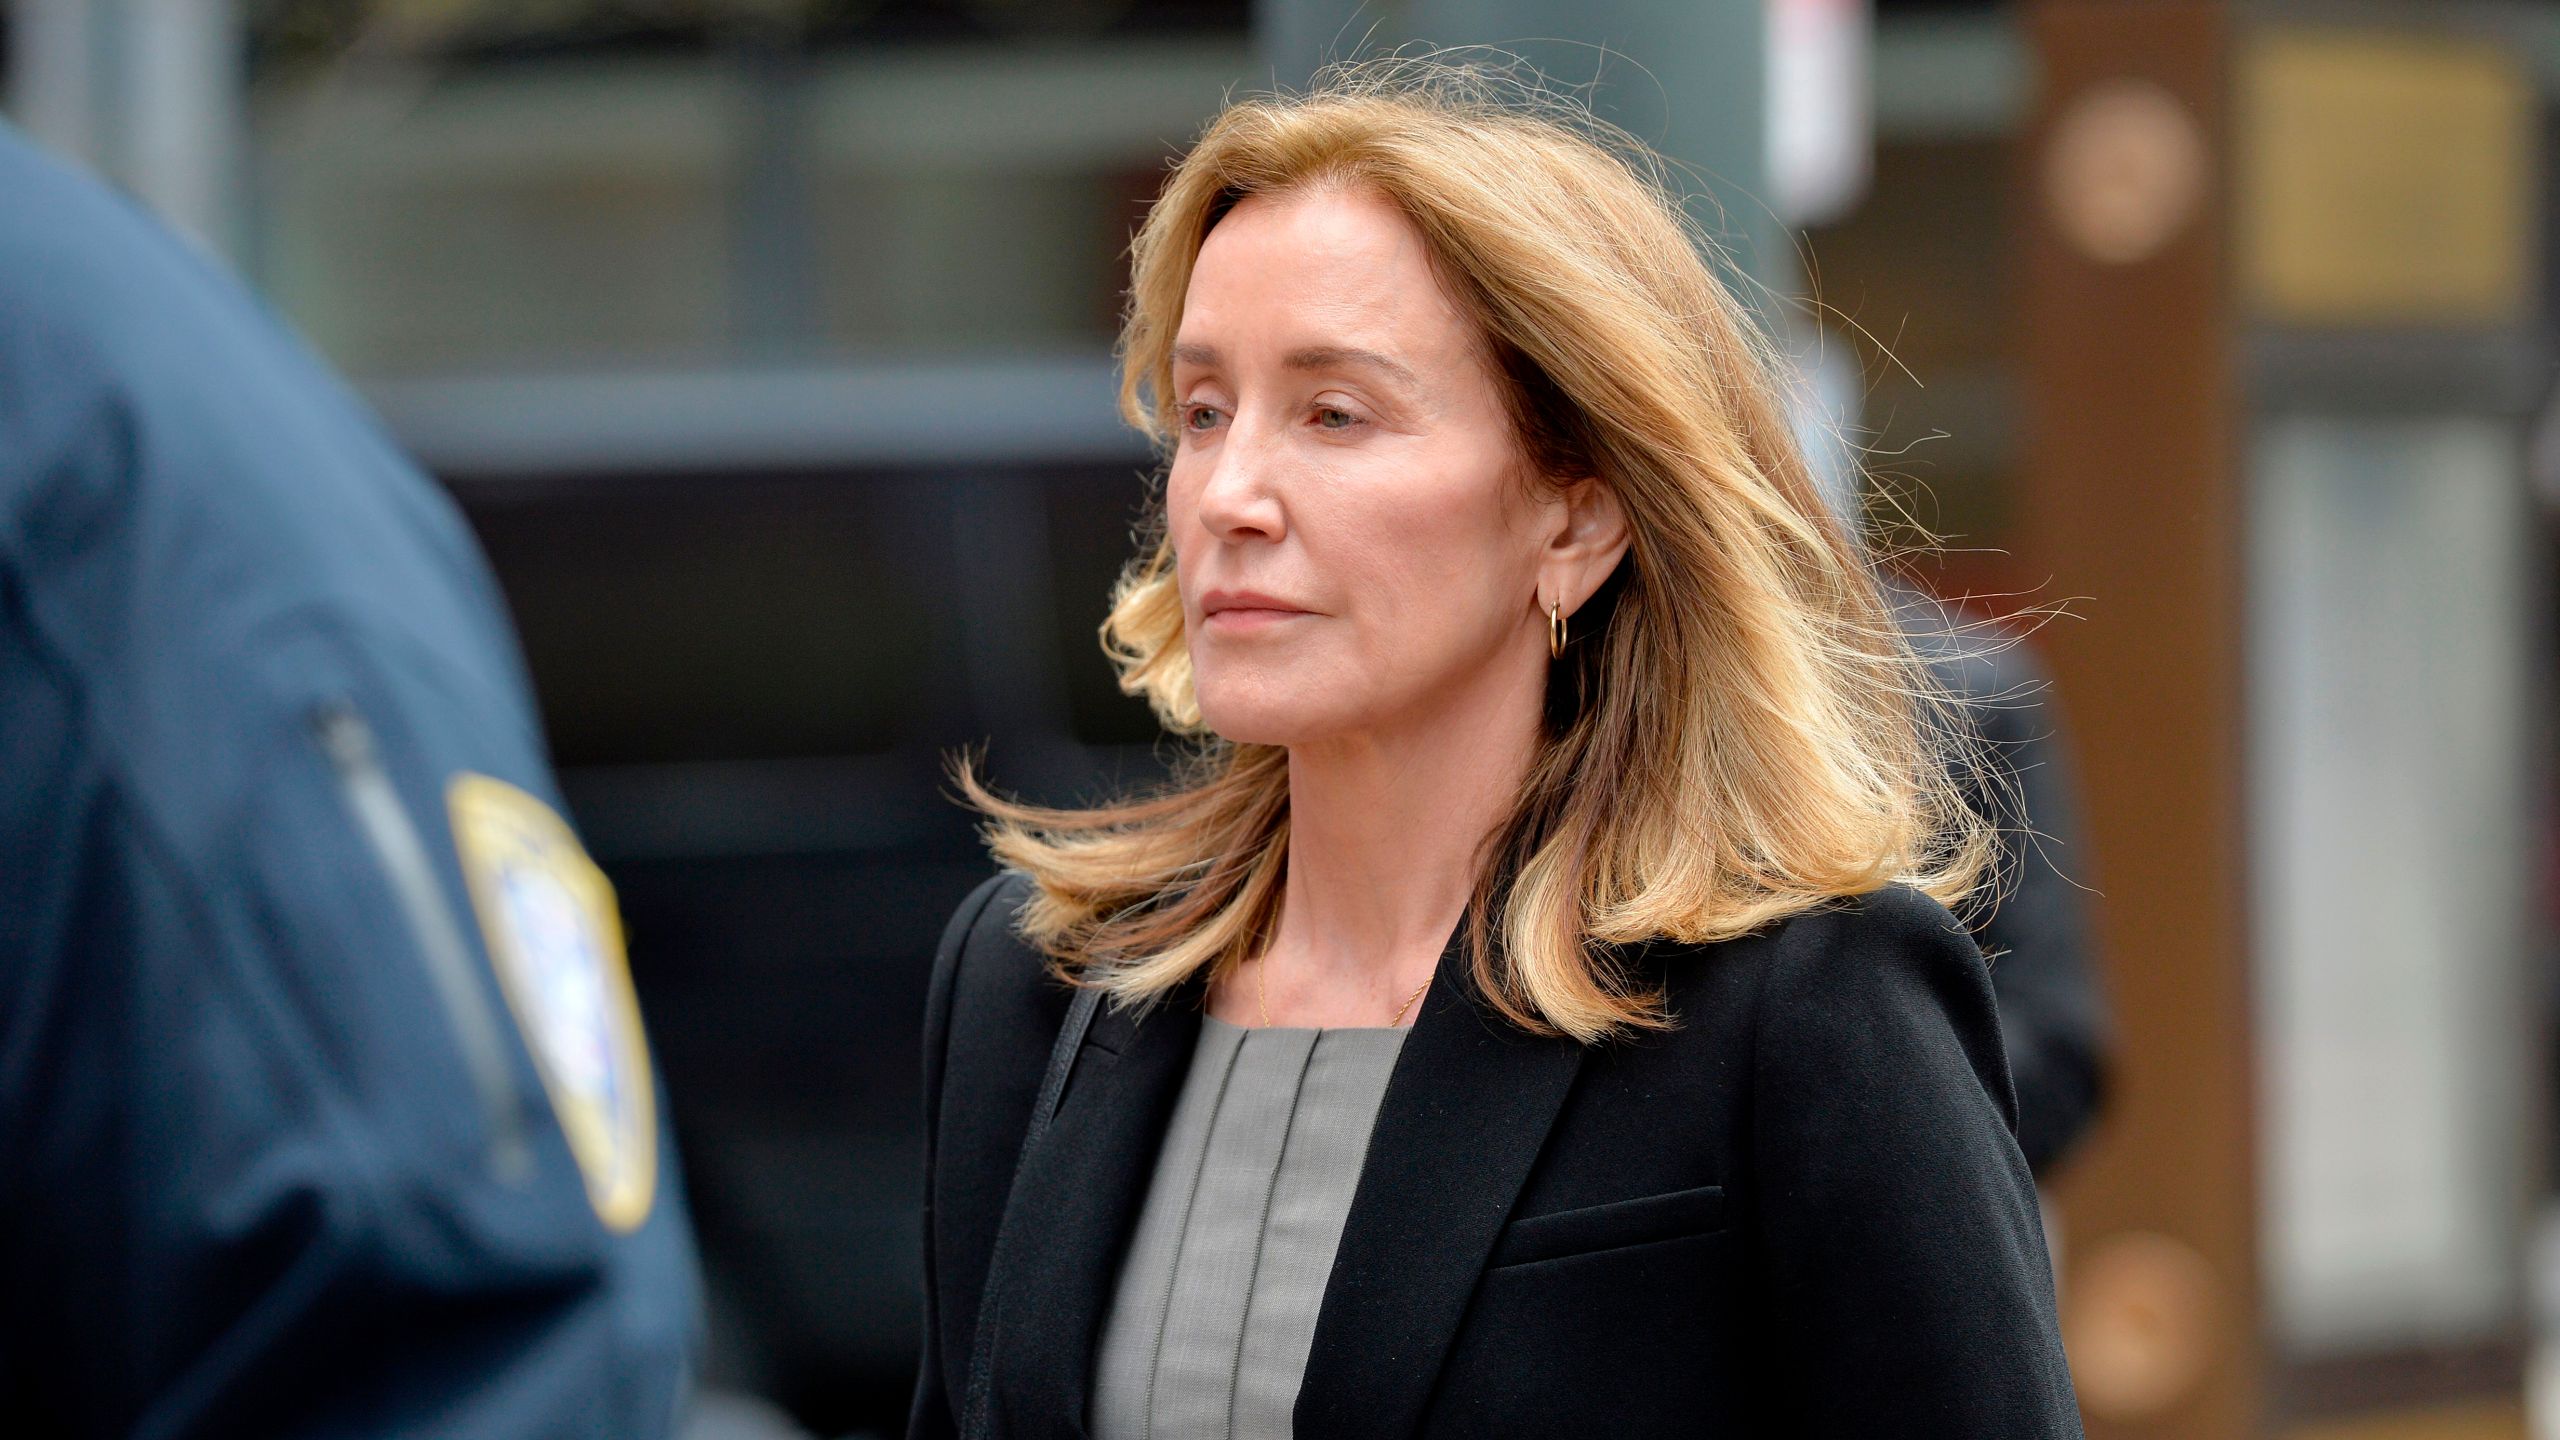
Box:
[1191,417,1289,544]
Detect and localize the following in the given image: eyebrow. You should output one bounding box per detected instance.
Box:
[1171,342,1420,391]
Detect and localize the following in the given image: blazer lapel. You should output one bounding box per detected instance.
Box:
[980,982,1202,1440]
[1295,946,1585,1439]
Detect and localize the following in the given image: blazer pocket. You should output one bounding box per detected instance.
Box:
[1489,1184,1726,1269]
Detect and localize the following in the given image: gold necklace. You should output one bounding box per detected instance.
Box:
[1256,953,1433,1029]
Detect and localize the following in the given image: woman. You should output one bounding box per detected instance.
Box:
[911,60,2083,1440]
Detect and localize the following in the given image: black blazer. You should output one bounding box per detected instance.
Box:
[909,873,2084,1439]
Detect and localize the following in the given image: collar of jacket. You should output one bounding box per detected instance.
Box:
[975,930,1586,1440]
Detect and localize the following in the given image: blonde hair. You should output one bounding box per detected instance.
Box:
[960,57,1992,1043]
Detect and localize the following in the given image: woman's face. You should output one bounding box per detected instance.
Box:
[1166,185,1612,748]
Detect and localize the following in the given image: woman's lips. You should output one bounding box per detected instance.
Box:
[1198,589,1315,633]
[1201,606,1311,633]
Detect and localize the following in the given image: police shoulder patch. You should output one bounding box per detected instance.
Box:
[447,773,657,1233]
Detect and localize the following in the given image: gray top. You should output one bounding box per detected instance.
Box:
[1090,1015,1409,1440]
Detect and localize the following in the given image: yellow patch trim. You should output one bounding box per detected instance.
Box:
[447,773,657,1233]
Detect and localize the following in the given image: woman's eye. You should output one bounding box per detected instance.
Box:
[1184,406,1222,432]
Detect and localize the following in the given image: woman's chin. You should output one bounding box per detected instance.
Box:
[1195,689,1351,749]
[1198,712,1312,748]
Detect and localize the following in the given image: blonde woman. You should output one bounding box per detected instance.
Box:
[912,62,2082,1440]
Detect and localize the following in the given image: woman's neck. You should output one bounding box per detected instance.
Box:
[1250,656,1544,1025]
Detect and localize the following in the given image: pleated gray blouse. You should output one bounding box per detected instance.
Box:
[1089,1015,1409,1440]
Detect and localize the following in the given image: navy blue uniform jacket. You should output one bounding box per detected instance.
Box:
[0,125,700,1436]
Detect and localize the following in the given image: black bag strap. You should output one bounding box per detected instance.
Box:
[960,983,1103,1440]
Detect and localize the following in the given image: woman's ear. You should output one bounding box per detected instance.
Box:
[1541,476,1631,617]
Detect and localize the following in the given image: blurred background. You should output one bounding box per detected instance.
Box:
[5,0,2555,1437]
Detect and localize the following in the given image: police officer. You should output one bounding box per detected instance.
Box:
[0,122,701,1435]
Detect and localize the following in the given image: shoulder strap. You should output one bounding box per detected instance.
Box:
[959,983,1103,1440]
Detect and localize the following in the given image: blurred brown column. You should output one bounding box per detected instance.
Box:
[2019,4,2260,1438]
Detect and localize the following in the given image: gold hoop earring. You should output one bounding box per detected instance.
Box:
[1548,601,1566,660]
